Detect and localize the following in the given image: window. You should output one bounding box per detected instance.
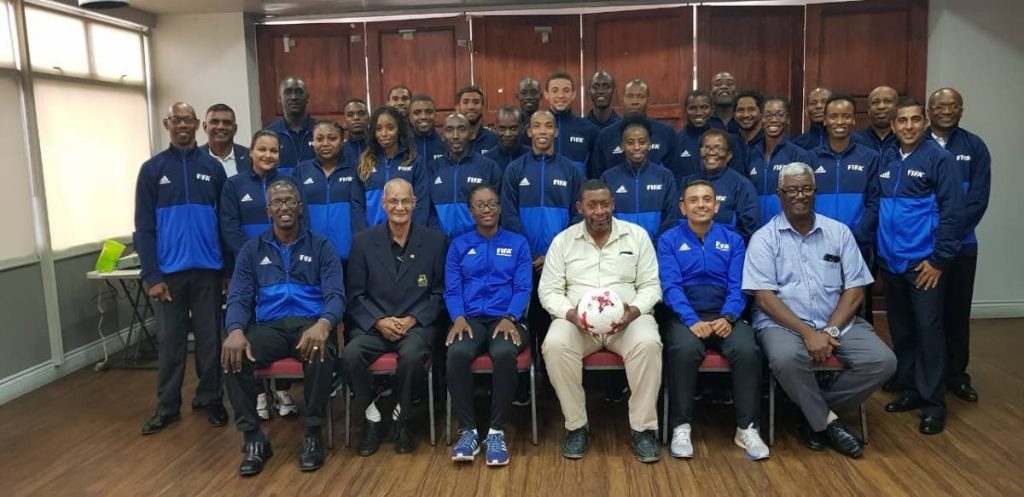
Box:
[0,74,37,263]
[0,1,15,68]
[90,23,144,84]
[25,7,89,77]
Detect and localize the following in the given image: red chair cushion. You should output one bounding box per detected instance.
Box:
[369,352,398,372]
[469,347,532,371]
[254,357,303,378]
[699,351,730,370]
[582,350,624,368]
[814,356,845,369]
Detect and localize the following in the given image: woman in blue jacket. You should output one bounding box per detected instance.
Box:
[294,120,357,262]
[445,184,532,467]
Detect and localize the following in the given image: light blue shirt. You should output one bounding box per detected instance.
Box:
[742,212,873,332]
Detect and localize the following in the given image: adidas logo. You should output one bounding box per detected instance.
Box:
[880,171,891,179]
[615,185,628,194]
[679,243,691,251]
[240,194,253,202]
[815,166,826,174]
[681,150,691,158]
[612,146,623,154]
[259,256,272,265]
[749,167,757,175]
[303,177,315,185]
[519,177,530,186]
[159,176,171,185]
[467,248,476,255]
[434,176,443,185]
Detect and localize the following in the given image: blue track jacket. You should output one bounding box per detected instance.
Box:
[267,117,316,174]
[470,127,500,155]
[484,145,529,172]
[444,227,532,320]
[746,138,815,227]
[590,117,677,179]
[294,159,357,261]
[414,130,447,164]
[684,167,760,242]
[852,128,897,153]
[794,123,827,151]
[658,222,747,326]
[600,161,679,239]
[674,124,747,185]
[428,152,503,239]
[809,141,879,243]
[501,151,585,257]
[927,126,991,254]
[586,109,622,130]
[219,167,290,260]
[350,147,430,230]
[552,108,600,175]
[340,137,367,171]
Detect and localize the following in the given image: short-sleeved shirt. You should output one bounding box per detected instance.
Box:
[741,213,873,333]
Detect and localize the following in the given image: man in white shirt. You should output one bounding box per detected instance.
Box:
[539,179,663,463]
[200,103,250,177]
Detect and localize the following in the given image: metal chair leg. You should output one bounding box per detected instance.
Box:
[428,368,436,446]
[530,363,538,445]
[860,404,869,444]
[446,389,452,446]
[768,374,776,446]
[662,388,669,445]
[345,384,351,448]
[326,394,335,450]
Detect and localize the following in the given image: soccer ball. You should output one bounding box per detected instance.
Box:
[576,288,625,335]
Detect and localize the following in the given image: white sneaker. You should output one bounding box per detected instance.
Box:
[734,424,770,460]
[275,390,299,417]
[256,392,270,420]
[670,423,694,458]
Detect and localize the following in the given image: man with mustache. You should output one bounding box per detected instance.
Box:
[485,105,530,171]
[200,103,250,178]
[708,71,740,134]
[734,90,765,149]
[456,84,499,154]
[853,86,899,152]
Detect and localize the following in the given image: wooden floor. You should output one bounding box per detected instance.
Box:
[2,319,1023,497]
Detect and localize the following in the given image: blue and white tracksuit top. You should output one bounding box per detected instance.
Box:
[746,138,816,227]
[684,167,760,242]
[219,167,291,262]
[470,127,500,155]
[809,141,879,244]
[350,147,430,230]
[590,117,677,179]
[414,130,447,164]
[794,122,828,151]
[484,144,530,172]
[927,126,991,255]
[224,229,344,333]
[266,117,316,175]
[551,108,600,176]
[600,161,679,239]
[428,151,504,239]
[863,140,963,273]
[657,222,747,327]
[134,145,227,286]
[340,137,367,171]
[673,124,748,185]
[501,151,585,257]
[294,159,357,261]
[852,128,897,153]
[444,227,532,320]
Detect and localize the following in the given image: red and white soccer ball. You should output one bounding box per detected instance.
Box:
[576,288,625,335]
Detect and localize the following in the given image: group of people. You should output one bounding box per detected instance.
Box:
[132,68,990,476]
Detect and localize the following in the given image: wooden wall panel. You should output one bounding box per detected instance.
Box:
[583,7,693,130]
[697,6,805,134]
[255,24,365,126]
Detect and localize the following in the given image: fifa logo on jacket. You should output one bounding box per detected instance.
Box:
[570,136,585,143]
[196,173,212,182]
[714,241,731,252]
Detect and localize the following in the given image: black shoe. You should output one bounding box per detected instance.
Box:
[206,404,229,427]
[632,430,661,463]
[358,421,382,457]
[886,396,923,413]
[393,419,416,454]
[298,435,325,471]
[881,377,899,393]
[141,412,180,435]
[239,439,273,476]
[604,386,630,403]
[512,381,531,407]
[825,419,864,458]
[919,415,945,435]
[796,419,825,451]
[562,427,589,459]
[950,383,978,402]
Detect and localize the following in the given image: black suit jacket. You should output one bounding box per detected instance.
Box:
[347,223,447,338]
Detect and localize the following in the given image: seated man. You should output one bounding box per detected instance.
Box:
[221,179,344,476]
[539,179,663,463]
[341,178,447,456]
[658,180,768,460]
[742,163,896,459]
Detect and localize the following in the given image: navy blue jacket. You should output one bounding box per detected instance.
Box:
[224,229,344,333]
[484,144,529,172]
[552,109,600,175]
[470,127,500,155]
[793,123,828,151]
[810,141,879,243]
[862,140,963,273]
[708,114,740,135]
[219,167,290,260]
[746,138,816,227]
[927,126,991,254]
[658,222,747,326]
[740,129,765,151]
[852,128,897,153]
[414,130,447,164]
[673,124,747,185]
[340,137,367,171]
[600,162,678,239]
[684,167,760,242]
[586,109,622,130]
[445,228,532,320]
[428,152,503,239]
[134,145,226,286]
[294,159,357,261]
[199,143,250,178]
[590,117,677,179]
[267,116,317,174]
[501,151,585,257]
[350,147,430,230]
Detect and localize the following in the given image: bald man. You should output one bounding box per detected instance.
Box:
[708,71,740,134]
[926,88,991,402]
[267,76,317,173]
[853,86,899,152]
[137,102,228,435]
[794,87,832,150]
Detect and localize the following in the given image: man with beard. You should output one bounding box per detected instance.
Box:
[590,79,677,179]
[708,71,740,134]
[674,90,746,185]
[485,105,529,171]
[267,76,316,174]
[200,103,250,178]
[853,86,899,152]
[388,84,412,116]
[341,98,370,170]
[544,70,600,176]
[586,71,621,130]
[794,87,832,150]
[410,94,446,163]
[746,95,815,227]
[457,84,499,154]
[734,90,765,149]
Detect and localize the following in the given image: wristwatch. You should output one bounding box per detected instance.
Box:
[723,313,738,324]
[822,326,841,338]
[503,314,518,324]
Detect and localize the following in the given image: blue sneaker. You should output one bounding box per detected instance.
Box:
[451,430,480,462]
[485,432,509,466]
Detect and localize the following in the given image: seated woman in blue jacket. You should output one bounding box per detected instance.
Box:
[445,184,532,467]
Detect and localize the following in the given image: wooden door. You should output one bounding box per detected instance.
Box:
[696,6,805,135]
[365,16,471,123]
[583,7,694,130]
[472,15,581,125]
[805,0,929,129]
[255,24,366,126]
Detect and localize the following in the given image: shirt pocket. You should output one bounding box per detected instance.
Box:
[817,259,843,289]
[610,251,638,284]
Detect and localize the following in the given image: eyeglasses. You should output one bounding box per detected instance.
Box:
[269,199,299,208]
[762,111,789,120]
[167,115,198,125]
[471,201,499,211]
[386,199,415,208]
[700,145,729,154]
[779,186,816,198]
[929,104,962,113]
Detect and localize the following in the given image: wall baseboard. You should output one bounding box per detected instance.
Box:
[972,301,1024,319]
[0,320,151,406]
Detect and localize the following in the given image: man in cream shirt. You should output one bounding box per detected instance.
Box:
[539,179,663,463]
